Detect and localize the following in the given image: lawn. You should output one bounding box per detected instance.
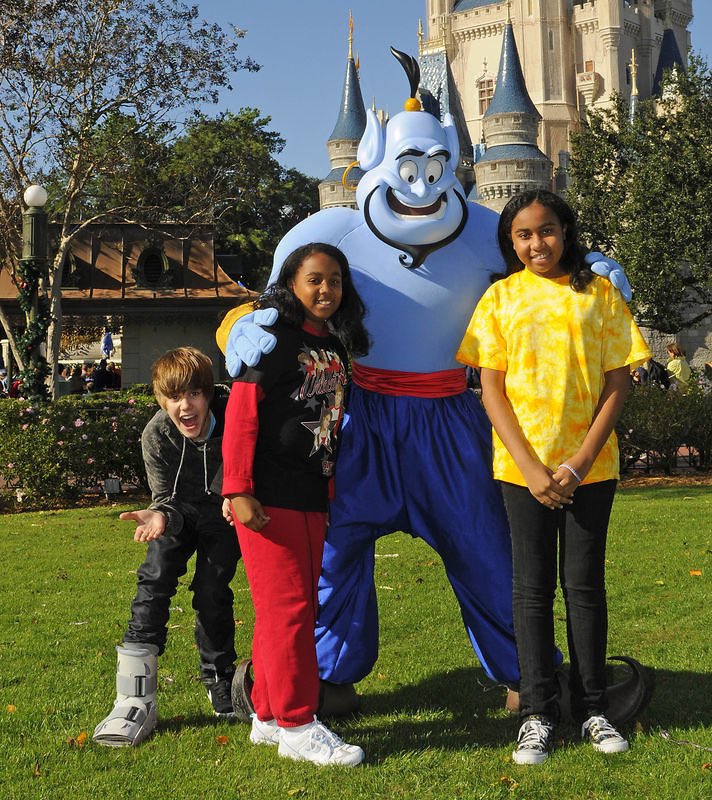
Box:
[0,485,710,800]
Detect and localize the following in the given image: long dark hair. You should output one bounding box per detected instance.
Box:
[255,243,370,357]
[497,189,594,292]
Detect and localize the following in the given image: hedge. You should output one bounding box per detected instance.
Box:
[0,391,157,509]
[1,377,710,510]
[616,375,712,474]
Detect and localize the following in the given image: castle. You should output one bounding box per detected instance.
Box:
[317,1,708,369]
[320,1,691,212]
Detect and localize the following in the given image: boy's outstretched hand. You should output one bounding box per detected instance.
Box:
[119,509,167,543]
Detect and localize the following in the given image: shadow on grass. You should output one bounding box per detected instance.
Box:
[149,665,712,760]
[351,664,712,758]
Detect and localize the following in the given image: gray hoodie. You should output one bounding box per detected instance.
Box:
[141,398,226,537]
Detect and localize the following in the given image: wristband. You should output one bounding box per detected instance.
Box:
[558,463,582,483]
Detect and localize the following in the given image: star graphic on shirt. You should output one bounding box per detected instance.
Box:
[301,403,334,455]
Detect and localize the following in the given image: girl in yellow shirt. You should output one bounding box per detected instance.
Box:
[457,190,650,766]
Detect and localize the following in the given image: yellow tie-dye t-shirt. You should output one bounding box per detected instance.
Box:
[456,270,651,486]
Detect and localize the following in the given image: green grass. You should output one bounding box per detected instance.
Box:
[0,486,710,799]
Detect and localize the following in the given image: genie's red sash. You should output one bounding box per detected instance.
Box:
[352,362,466,398]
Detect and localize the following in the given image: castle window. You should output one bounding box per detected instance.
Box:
[549,31,554,51]
[585,60,594,73]
[478,78,494,114]
[515,161,524,170]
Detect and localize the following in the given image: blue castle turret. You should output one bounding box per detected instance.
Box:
[318,14,367,210]
[473,9,551,211]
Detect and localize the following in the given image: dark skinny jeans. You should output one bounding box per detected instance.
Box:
[124,507,239,675]
[500,480,617,723]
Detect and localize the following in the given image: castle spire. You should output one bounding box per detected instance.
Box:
[484,15,539,119]
[319,14,367,210]
[348,10,354,60]
[328,13,366,141]
[474,15,551,212]
[629,49,639,121]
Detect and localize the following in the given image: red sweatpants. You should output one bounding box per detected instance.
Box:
[235,505,326,727]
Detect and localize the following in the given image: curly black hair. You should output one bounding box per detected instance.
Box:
[497,189,594,293]
[255,243,370,357]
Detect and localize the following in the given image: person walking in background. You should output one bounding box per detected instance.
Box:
[101,326,115,359]
[222,243,369,767]
[665,343,691,391]
[457,189,651,765]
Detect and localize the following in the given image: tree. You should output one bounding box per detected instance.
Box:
[0,0,258,396]
[159,110,319,290]
[567,55,712,333]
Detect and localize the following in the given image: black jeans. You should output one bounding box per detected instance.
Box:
[500,480,617,722]
[124,507,240,674]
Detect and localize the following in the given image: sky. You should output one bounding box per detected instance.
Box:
[197,1,712,179]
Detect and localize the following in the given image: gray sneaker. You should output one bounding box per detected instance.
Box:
[278,716,364,767]
[512,715,555,765]
[581,714,629,754]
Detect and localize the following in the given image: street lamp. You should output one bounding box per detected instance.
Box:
[18,183,50,402]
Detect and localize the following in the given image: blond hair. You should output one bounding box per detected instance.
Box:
[152,347,214,408]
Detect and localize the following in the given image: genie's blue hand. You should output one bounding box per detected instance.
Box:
[225,308,279,376]
[585,252,632,302]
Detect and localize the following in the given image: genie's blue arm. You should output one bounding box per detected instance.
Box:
[585,252,632,302]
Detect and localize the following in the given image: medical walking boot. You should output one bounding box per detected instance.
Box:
[92,643,159,747]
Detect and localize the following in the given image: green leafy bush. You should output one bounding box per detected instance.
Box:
[0,391,157,508]
[616,374,712,474]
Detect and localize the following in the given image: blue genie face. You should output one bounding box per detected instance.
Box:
[356,109,468,268]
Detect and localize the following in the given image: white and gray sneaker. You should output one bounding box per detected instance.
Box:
[512,715,555,765]
[249,715,280,746]
[581,715,629,754]
[278,716,364,766]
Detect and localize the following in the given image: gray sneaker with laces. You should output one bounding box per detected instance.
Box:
[278,716,364,766]
[581,714,629,753]
[512,715,555,765]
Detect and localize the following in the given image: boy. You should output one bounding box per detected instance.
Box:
[93,347,240,747]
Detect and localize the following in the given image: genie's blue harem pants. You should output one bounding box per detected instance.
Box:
[314,384,521,686]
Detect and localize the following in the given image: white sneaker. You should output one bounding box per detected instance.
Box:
[249,715,280,746]
[277,716,364,766]
[512,715,555,765]
[581,714,629,754]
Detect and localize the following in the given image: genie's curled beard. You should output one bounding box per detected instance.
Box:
[362,186,469,270]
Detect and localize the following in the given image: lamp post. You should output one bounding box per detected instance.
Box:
[18,184,51,402]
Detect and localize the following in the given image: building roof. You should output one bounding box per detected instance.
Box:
[0,223,249,313]
[476,144,550,163]
[322,166,366,184]
[453,0,496,11]
[328,55,367,141]
[652,26,686,96]
[484,21,540,119]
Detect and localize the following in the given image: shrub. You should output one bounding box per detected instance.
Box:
[0,391,157,508]
[616,372,712,474]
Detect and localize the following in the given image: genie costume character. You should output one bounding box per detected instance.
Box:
[220,50,639,707]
